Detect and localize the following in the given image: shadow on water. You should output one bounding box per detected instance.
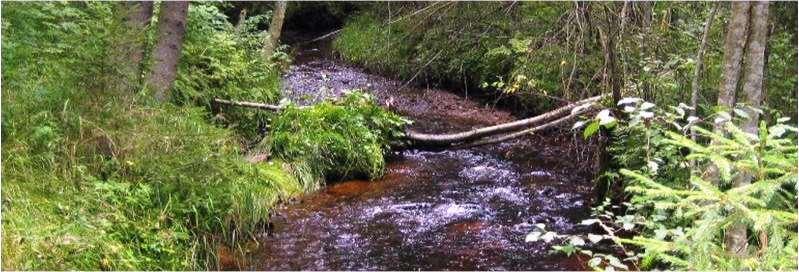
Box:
[248,41,599,270]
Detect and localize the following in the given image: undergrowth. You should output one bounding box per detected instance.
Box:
[1,87,307,270]
[1,2,306,270]
[334,2,798,117]
[267,92,410,181]
[174,4,290,139]
[2,2,410,270]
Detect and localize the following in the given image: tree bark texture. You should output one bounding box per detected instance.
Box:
[263,1,287,58]
[594,4,622,204]
[704,2,752,186]
[404,95,605,145]
[236,8,248,32]
[716,2,751,118]
[725,1,770,257]
[115,1,153,92]
[146,1,189,102]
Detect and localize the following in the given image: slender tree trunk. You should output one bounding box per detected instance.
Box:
[740,2,769,136]
[716,2,752,117]
[116,1,153,92]
[594,4,622,204]
[704,2,751,185]
[263,1,288,58]
[236,8,248,32]
[690,3,719,137]
[725,1,769,257]
[639,1,654,102]
[146,1,189,102]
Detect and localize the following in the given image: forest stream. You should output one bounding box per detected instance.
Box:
[248,43,598,270]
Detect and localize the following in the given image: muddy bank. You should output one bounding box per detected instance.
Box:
[247,44,598,270]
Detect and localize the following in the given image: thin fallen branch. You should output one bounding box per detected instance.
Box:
[398,50,443,91]
[213,98,311,111]
[404,94,606,146]
[303,29,342,44]
[460,103,598,148]
[213,98,286,111]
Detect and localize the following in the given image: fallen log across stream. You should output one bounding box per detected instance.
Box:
[213,94,606,147]
[404,95,605,146]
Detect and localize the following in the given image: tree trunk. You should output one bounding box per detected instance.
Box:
[690,3,719,141]
[739,2,769,135]
[263,1,287,59]
[404,95,605,145]
[461,102,599,148]
[236,8,248,32]
[116,1,153,92]
[639,1,654,102]
[725,1,769,257]
[704,2,751,185]
[146,1,189,102]
[716,2,751,118]
[594,4,622,204]
[212,95,605,147]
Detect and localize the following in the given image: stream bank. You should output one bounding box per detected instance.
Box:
[248,42,599,270]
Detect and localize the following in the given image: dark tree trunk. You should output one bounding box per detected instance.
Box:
[236,8,248,32]
[146,1,189,102]
[594,4,622,205]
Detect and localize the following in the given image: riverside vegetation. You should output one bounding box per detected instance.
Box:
[2,2,405,269]
[2,1,798,271]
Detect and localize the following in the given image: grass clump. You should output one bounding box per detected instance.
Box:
[1,88,306,269]
[267,91,410,181]
[333,14,413,78]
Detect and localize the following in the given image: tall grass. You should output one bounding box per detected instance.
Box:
[2,3,411,269]
[1,2,304,269]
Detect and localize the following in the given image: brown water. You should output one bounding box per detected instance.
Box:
[249,45,598,270]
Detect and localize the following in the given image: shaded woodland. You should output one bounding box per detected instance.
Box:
[1,1,797,270]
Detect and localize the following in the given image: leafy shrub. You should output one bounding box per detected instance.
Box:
[267,91,409,181]
[335,2,797,119]
[174,4,288,139]
[543,100,798,271]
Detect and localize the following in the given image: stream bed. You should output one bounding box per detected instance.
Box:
[248,45,598,270]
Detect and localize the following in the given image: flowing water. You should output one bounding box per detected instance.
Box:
[248,44,598,270]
